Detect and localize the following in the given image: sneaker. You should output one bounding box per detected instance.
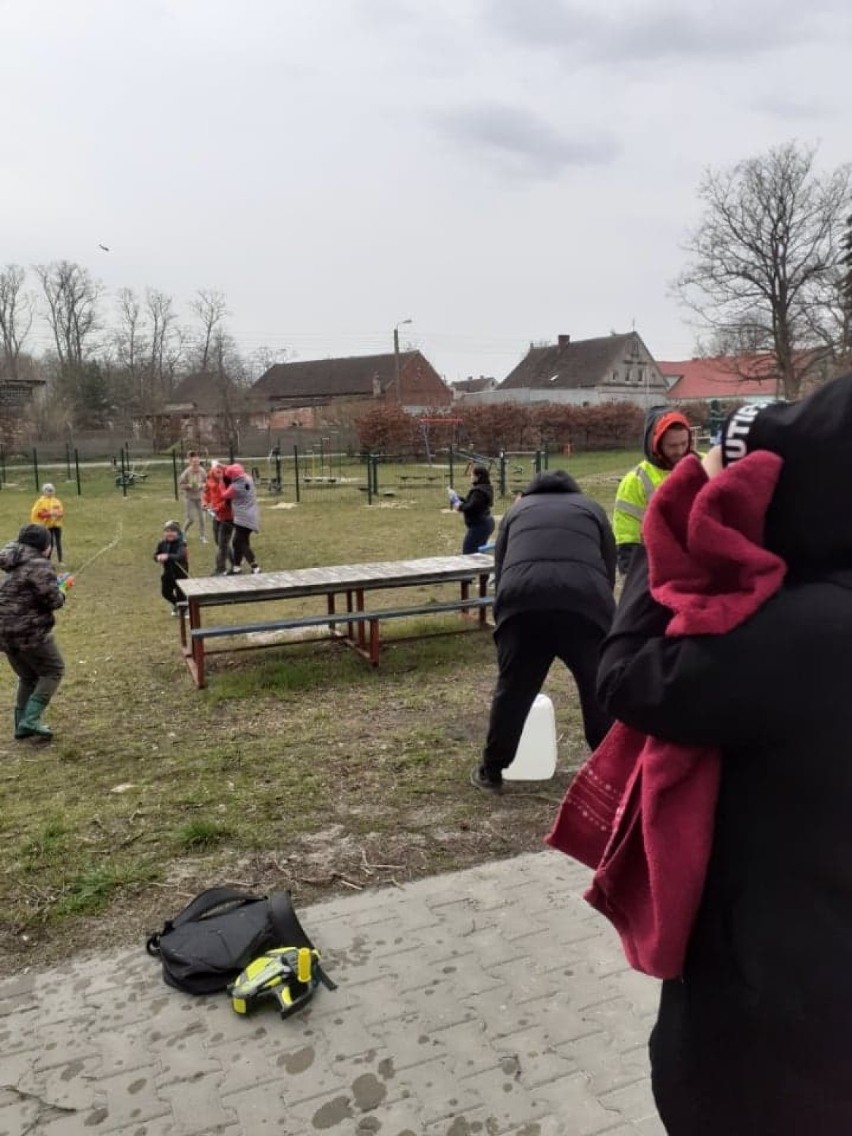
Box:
[251,565,261,575]
[226,567,241,575]
[171,605,179,617]
[470,764,503,794]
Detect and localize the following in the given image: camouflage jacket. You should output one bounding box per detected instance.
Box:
[0,541,65,651]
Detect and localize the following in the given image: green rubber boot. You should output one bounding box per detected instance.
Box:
[15,696,53,739]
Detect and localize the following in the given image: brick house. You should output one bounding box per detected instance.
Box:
[249,350,452,430]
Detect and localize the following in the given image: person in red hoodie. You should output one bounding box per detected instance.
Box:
[597,375,852,1135]
[203,461,234,575]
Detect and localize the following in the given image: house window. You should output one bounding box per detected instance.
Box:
[624,369,632,383]
[611,370,618,383]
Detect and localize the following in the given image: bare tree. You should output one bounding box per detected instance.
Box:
[34,260,102,371]
[676,142,851,400]
[0,264,33,380]
[115,287,145,372]
[146,288,181,397]
[248,344,289,380]
[190,288,229,372]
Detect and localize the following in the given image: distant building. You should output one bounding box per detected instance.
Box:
[659,356,784,404]
[451,376,499,399]
[0,356,47,412]
[249,350,452,429]
[149,371,246,448]
[465,332,669,408]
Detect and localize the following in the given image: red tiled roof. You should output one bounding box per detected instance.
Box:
[659,357,781,401]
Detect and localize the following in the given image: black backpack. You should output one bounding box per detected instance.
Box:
[146,886,321,994]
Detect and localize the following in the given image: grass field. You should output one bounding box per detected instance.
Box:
[0,450,639,971]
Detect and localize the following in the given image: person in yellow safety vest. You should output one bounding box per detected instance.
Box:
[613,408,694,576]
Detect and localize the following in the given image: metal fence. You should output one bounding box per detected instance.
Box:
[0,443,557,504]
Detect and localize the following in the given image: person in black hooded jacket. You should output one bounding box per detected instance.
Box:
[597,374,852,1135]
[454,464,496,554]
[471,469,616,791]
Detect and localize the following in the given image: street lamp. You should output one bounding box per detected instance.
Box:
[393,318,413,404]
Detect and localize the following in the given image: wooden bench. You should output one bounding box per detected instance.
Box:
[177,553,494,687]
[190,596,492,667]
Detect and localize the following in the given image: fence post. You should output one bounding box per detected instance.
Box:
[534,449,542,474]
[448,446,454,489]
[32,449,40,493]
[273,446,282,493]
[119,450,128,498]
[366,453,373,505]
[293,445,301,503]
[0,444,5,487]
[172,451,179,501]
[65,442,72,481]
[372,454,379,495]
[498,450,506,498]
[74,449,82,496]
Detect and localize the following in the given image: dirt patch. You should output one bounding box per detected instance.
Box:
[1,772,573,971]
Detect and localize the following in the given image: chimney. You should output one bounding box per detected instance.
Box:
[557,334,571,348]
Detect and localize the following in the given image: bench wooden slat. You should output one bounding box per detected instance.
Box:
[191,597,492,641]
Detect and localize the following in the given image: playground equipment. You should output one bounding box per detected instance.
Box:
[113,456,149,487]
[418,417,463,465]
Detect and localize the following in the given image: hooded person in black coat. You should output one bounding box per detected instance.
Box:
[454,463,496,554]
[471,469,616,791]
[597,374,852,1135]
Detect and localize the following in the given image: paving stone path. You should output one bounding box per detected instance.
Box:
[1,850,665,1135]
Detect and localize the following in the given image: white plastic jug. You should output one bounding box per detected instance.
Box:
[503,693,557,781]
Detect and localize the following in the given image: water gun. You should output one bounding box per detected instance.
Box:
[57,572,75,595]
[447,487,461,509]
[227,946,336,1019]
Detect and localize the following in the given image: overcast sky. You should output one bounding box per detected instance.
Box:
[3,0,851,382]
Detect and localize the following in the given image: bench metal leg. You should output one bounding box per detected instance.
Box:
[354,589,366,649]
[478,572,489,626]
[183,600,206,688]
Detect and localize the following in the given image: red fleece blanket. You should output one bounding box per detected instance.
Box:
[546,451,786,978]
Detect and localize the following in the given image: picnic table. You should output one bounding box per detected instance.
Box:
[176,553,494,688]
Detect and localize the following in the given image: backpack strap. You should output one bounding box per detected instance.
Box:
[269,892,313,949]
[146,887,262,956]
[268,892,338,990]
[171,886,262,928]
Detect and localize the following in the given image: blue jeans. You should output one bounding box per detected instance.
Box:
[462,516,495,555]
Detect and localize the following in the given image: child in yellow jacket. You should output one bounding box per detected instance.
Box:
[30,483,65,562]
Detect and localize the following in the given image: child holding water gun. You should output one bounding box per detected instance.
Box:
[0,523,71,739]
